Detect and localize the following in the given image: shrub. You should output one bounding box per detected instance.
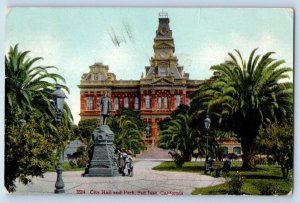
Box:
[267,156,275,166]
[255,157,268,165]
[69,160,77,168]
[67,146,88,168]
[256,182,278,195]
[173,153,185,168]
[227,171,245,195]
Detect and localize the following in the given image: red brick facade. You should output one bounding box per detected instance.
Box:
[78,13,204,145]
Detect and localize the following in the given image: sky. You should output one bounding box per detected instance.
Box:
[5,8,294,124]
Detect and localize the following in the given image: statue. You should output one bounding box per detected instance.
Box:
[83,91,119,177]
[98,91,111,125]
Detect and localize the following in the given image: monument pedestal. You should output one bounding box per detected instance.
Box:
[83,125,119,177]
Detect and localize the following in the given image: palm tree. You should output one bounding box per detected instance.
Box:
[192,48,293,169]
[158,113,201,161]
[5,44,71,123]
[107,115,145,153]
[5,44,74,192]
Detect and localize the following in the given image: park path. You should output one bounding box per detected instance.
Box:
[13,159,225,195]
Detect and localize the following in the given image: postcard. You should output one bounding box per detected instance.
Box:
[4,7,294,196]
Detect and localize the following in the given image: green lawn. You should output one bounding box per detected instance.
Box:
[152,161,205,173]
[152,161,292,195]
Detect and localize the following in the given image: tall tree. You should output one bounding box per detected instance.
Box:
[107,112,145,153]
[257,121,293,179]
[5,110,73,192]
[158,113,201,161]
[5,45,73,192]
[5,44,71,122]
[192,49,293,169]
[77,119,99,141]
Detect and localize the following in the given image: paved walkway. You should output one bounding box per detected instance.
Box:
[14,160,225,195]
[137,146,172,159]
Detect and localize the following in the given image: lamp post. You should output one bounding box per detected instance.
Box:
[204,115,211,174]
[51,85,66,194]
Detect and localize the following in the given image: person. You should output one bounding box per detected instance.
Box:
[97,91,111,125]
[126,150,134,177]
[223,155,231,173]
[205,154,213,174]
[119,149,126,175]
[117,149,134,177]
[115,149,123,174]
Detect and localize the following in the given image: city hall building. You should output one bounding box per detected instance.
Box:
[78,12,241,154]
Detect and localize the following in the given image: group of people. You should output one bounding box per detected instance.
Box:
[116,149,134,177]
[206,154,231,173]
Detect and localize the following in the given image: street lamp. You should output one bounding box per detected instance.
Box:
[51,85,66,194]
[204,115,211,174]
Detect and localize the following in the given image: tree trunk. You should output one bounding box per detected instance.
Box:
[241,135,256,170]
[281,164,289,179]
[182,151,192,162]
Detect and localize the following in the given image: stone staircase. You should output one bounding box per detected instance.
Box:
[137,146,172,160]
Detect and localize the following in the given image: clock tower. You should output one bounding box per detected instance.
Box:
[145,12,185,79]
[80,12,205,146]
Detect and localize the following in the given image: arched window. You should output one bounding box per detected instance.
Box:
[160,67,166,76]
[175,95,181,107]
[157,97,162,109]
[86,96,93,110]
[145,123,151,138]
[100,72,106,81]
[233,147,241,154]
[145,95,150,109]
[114,97,119,111]
[163,97,168,109]
[134,97,139,110]
[124,97,129,108]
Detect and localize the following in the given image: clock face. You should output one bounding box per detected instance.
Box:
[160,51,167,58]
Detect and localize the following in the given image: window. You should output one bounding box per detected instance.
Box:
[86,96,93,110]
[176,95,181,107]
[233,147,241,154]
[101,73,106,81]
[114,97,119,111]
[145,95,150,109]
[124,97,129,108]
[163,97,168,109]
[85,74,91,80]
[157,97,162,109]
[134,97,139,110]
[222,147,228,155]
[160,67,166,76]
[145,123,151,138]
[94,74,98,80]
